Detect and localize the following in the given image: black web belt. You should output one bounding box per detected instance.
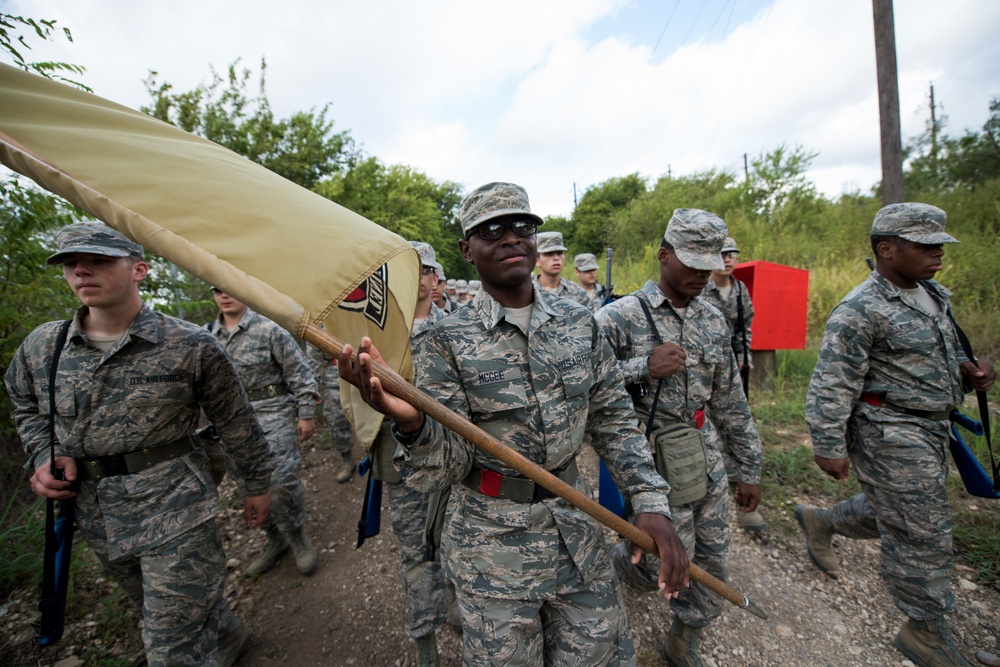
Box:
[76,437,195,481]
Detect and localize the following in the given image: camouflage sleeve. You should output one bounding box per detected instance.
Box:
[706,347,762,484]
[595,300,650,386]
[196,338,273,495]
[270,327,319,420]
[4,331,57,471]
[805,300,874,459]
[584,319,672,518]
[392,330,476,493]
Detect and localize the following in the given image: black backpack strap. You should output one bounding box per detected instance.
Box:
[925,282,997,491]
[634,295,665,438]
[734,279,751,396]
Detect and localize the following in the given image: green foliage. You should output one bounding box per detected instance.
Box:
[0,495,45,597]
[570,173,647,253]
[0,13,88,89]
[314,157,468,279]
[142,59,354,190]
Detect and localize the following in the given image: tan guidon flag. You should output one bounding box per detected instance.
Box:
[0,62,419,449]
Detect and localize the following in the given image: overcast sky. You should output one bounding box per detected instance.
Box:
[6,0,1000,217]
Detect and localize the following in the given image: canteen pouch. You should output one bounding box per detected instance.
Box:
[651,422,708,507]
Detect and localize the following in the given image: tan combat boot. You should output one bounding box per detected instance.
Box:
[895,617,972,667]
[738,508,766,532]
[415,632,440,667]
[218,615,253,667]
[660,618,703,667]
[336,450,355,484]
[288,526,318,575]
[795,504,838,576]
[246,526,289,576]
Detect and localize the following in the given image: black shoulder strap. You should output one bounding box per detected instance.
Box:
[48,320,73,476]
[634,295,665,438]
[734,279,749,367]
[925,282,997,491]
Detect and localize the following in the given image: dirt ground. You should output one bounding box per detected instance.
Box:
[3,434,1000,667]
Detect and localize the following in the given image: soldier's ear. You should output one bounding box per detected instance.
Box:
[458,238,474,264]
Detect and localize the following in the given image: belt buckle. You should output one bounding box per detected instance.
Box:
[477,469,503,498]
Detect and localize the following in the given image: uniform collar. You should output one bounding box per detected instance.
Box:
[69,303,160,346]
[471,284,558,331]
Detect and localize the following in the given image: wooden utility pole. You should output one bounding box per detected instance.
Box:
[873,0,905,204]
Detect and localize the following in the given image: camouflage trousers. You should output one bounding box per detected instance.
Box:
[322,368,356,455]
[84,515,238,666]
[613,461,730,628]
[827,413,954,620]
[250,407,308,533]
[456,540,635,666]
[385,479,448,639]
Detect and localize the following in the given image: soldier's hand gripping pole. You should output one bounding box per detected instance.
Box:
[303,323,767,620]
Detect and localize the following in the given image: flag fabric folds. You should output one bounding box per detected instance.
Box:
[0,63,419,447]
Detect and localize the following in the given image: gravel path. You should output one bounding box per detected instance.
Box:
[3,441,999,667]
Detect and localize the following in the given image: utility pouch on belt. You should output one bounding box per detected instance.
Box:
[650,422,708,507]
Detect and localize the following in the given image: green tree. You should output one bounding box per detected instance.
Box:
[142,59,354,190]
[571,173,647,253]
[314,157,468,278]
[0,13,87,89]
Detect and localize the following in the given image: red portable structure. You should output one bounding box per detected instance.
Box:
[732,260,809,350]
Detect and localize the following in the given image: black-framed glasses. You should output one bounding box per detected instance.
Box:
[467,219,537,241]
[421,266,437,275]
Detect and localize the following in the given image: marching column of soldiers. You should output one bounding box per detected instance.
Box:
[5,188,995,667]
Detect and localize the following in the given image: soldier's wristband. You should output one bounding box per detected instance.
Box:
[391,417,425,445]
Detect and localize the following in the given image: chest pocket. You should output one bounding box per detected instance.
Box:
[464,364,529,441]
[884,318,942,355]
[560,362,594,444]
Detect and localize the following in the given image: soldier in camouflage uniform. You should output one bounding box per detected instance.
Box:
[596,210,762,667]
[5,223,273,667]
[455,278,470,304]
[338,182,689,667]
[369,241,450,666]
[207,290,320,576]
[432,266,453,314]
[532,231,591,308]
[308,337,360,483]
[799,203,997,667]
[698,236,763,532]
[574,252,610,312]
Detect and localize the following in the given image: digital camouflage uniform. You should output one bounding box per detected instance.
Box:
[207,309,318,534]
[393,286,673,666]
[308,344,357,456]
[573,252,610,312]
[700,277,753,368]
[597,280,762,629]
[532,274,591,310]
[806,269,966,621]
[6,304,273,667]
[371,300,449,640]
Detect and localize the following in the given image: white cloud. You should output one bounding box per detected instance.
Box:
[6,0,1000,217]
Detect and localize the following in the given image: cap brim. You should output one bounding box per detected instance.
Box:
[577,264,598,271]
[898,232,960,245]
[675,249,724,271]
[540,245,567,253]
[46,246,132,265]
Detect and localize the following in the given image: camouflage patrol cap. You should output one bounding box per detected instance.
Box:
[871,203,958,245]
[455,279,469,294]
[664,208,727,271]
[446,278,456,289]
[574,253,599,271]
[47,223,145,265]
[458,182,545,236]
[536,231,567,254]
[436,266,446,282]
[721,237,740,254]
[467,279,481,296]
[409,241,444,273]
